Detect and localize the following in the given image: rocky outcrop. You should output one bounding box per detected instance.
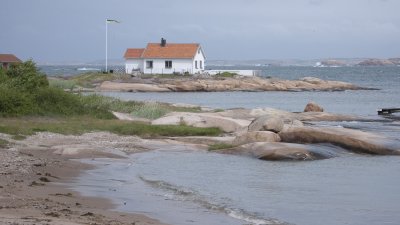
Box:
[221,142,333,161]
[304,102,324,112]
[358,59,394,66]
[249,108,359,122]
[151,112,251,133]
[248,116,284,133]
[99,76,367,92]
[388,58,400,65]
[232,131,281,146]
[279,126,400,155]
[320,60,346,67]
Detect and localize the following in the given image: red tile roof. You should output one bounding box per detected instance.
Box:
[142,43,199,59]
[0,54,21,63]
[124,48,145,59]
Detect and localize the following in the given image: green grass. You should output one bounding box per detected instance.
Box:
[208,143,236,151]
[131,102,170,120]
[80,94,142,113]
[0,117,222,138]
[81,95,201,120]
[48,79,77,90]
[70,72,131,88]
[215,72,237,78]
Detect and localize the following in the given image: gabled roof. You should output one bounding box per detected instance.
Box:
[125,43,201,59]
[0,54,21,63]
[124,48,145,59]
[141,43,199,59]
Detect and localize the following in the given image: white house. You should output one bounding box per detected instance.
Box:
[124,39,205,75]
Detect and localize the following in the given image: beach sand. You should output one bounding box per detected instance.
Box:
[0,132,169,225]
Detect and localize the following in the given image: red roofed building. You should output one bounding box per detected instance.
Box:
[124,38,205,75]
[0,54,22,70]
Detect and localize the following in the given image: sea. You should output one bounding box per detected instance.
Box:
[42,65,400,225]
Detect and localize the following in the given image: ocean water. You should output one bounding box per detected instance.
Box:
[69,66,400,225]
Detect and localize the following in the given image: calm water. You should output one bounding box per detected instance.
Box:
[101,66,400,117]
[71,66,400,225]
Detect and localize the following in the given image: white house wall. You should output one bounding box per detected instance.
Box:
[125,59,142,74]
[142,58,194,74]
[193,47,206,74]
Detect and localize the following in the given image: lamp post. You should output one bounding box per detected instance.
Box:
[105,19,120,73]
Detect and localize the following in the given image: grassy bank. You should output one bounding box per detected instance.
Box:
[0,117,221,138]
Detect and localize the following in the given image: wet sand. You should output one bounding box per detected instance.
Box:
[0,132,169,225]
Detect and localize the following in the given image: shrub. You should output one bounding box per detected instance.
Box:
[79,94,141,113]
[34,87,84,116]
[0,86,35,116]
[5,60,48,91]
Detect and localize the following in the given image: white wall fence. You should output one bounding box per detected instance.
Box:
[106,65,125,74]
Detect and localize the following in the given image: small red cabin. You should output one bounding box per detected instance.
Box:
[0,54,22,70]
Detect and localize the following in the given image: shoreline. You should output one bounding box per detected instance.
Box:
[1,106,399,224]
[98,76,370,92]
[0,133,169,225]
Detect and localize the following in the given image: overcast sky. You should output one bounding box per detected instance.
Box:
[1,0,399,62]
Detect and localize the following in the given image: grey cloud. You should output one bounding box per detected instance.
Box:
[1,0,399,62]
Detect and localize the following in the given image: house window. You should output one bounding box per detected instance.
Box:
[200,61,203,69]
[146,61,153,69]
[165,60,172,69]
[195,60,198,69]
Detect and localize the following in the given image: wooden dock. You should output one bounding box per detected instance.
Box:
[377,108,400,115]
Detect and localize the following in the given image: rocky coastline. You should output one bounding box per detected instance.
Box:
[98,76,371,92]
[1,101,399,224]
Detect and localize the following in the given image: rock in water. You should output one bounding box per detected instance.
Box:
[221,142,333,161]
[279,126,400,155]
[304,102,324,112]
[248,116,284,133]
[232,131,281,145]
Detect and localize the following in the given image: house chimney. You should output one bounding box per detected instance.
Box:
[161,38,166,47]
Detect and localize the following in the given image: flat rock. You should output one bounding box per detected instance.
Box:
[232,131,281,145]
[53,146,126,159]
[250,108,359,121]
[279,126,400,155]
[152,112,251,133]
[220,142,333,161]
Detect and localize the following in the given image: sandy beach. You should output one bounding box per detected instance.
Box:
[0,132,169,225]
